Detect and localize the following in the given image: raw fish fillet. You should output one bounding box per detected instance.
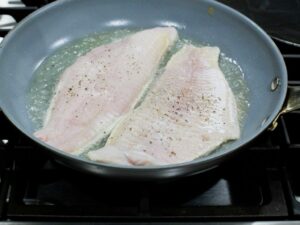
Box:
[88,45,240,165]
[34,27,178,154]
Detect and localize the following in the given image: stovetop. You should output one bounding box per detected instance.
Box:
[0,0,300,224]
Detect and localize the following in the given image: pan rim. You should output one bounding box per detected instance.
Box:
[0,0,288,172]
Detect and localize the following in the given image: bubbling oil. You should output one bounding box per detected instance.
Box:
[219,53,250,124]
[27,29,250,134]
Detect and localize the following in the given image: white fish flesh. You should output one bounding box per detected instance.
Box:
[88,45,240,165]
[34,27,178,154]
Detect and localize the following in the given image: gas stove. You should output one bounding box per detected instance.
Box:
[0,0,300,224]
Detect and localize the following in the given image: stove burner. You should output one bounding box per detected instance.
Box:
[219,0,300,46]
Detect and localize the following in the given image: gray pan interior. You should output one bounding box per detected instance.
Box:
[0,0,287,179]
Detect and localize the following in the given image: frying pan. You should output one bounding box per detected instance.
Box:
[0,0,298,180]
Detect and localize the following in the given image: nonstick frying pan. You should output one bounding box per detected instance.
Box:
[0,0,299,180]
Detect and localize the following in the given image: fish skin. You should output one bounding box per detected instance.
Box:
[34,27,178,154]
[88,45,240,165]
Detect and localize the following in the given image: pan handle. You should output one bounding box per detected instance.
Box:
[269,86,300,131]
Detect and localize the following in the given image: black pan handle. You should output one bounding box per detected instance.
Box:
[269,86,300,130]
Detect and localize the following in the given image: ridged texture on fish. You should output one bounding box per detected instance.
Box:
[88,45,240,165]
[34,27,178,154]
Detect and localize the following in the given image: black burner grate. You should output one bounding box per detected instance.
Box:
[2,145,289,221]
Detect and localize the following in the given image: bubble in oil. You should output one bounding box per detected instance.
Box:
[219,53,250,124]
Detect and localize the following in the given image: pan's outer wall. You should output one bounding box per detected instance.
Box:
[0,0,287,179]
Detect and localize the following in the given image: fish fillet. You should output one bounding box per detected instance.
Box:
[88,45,240,165]
[34,27,178,154]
